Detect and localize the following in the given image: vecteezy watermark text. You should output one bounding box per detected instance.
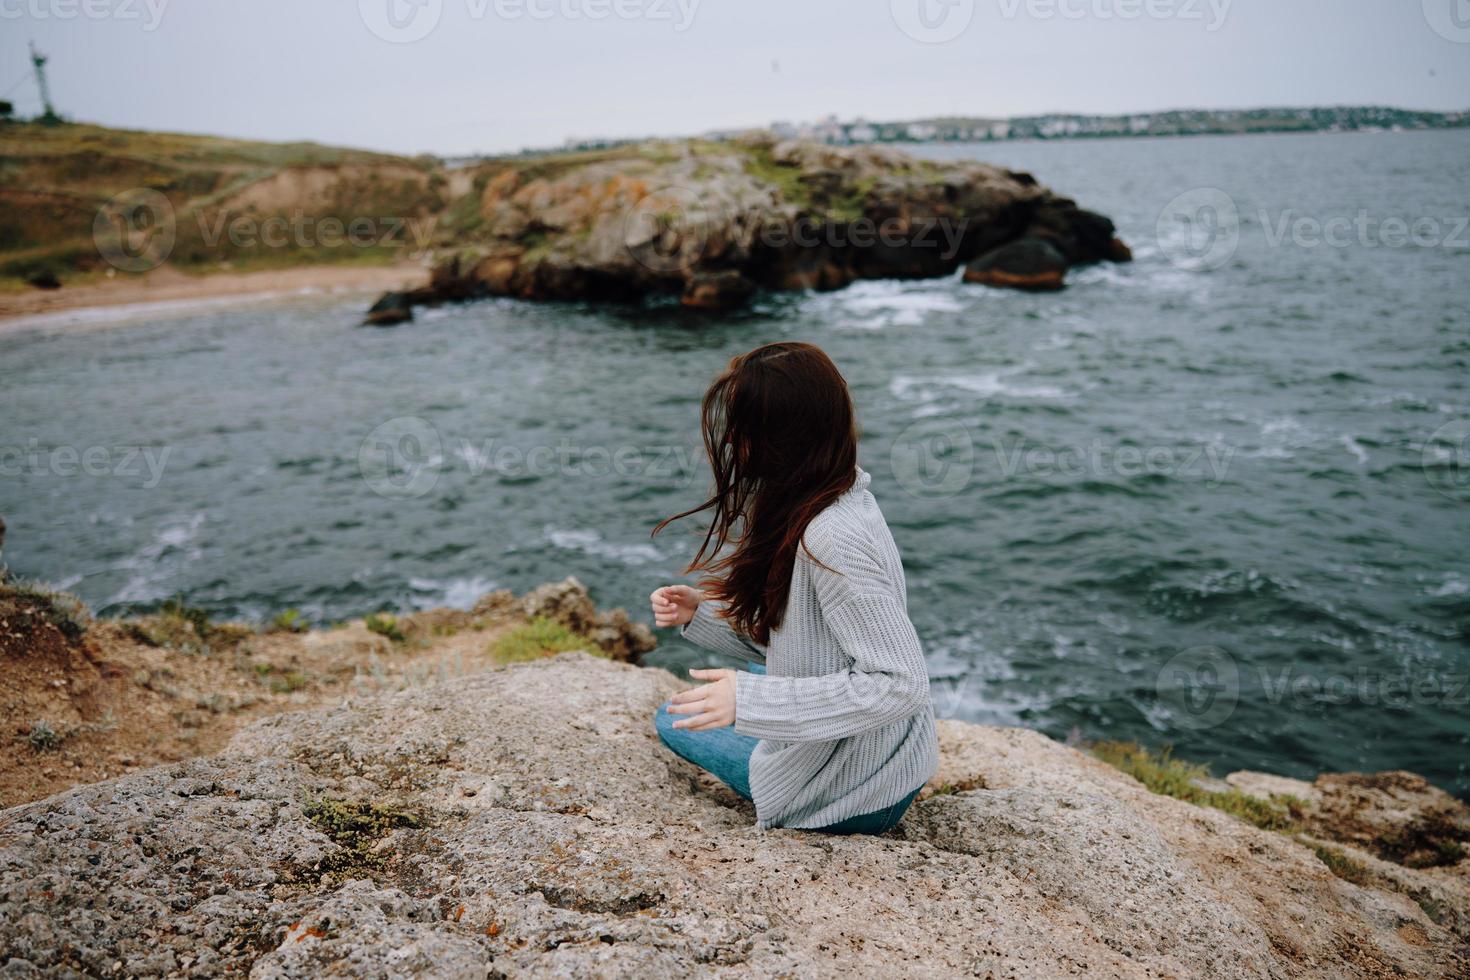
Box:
[1156,644,1469,730]
[1260,209,1470,251]
[621,182,972,274]
[1156,188,1470,272]
[357,416,700,499]
[996,0,1230,29]
[888,418,1235,499]
[0,0,168,30]
[890,0,1229,44]
[0,440,171,488]
[194,211,437,252]
[93,189,436,273]
[358,0,699,43]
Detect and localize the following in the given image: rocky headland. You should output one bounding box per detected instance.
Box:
[365,135,1131,322]
[0,123,1128,323]
[1,578,1467,977]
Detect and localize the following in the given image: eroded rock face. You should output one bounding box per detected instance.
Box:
[369,135,1131,318]
[0,655,1463,978]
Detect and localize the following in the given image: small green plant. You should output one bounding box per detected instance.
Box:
[1415,895,1446,925]
[1434,840,1466,865]
[1308,842,1372,886]
[490,617,601,664]
[271,608,307,633]
[1090,740,1301,832]
[129,595,249,655]
[923,776,988,798]
[1372,821,1468,869]
[303,798,421,874]
[252,663,310,693]
[268,670,310,694]
[364,612,405,643]
[27,719,65,752]
[160,596,211,635]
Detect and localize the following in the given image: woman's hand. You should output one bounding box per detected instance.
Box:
[650,585,703,628]
[667,668,737,730]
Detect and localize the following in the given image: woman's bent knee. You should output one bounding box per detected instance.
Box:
[653,702,677,748]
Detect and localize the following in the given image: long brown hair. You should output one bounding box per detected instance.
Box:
[653,342,858,644]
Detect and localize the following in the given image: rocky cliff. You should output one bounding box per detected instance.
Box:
[2,652,1465,978]
[366,135,1130,322]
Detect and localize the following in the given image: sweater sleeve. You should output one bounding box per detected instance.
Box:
[732,525,930,742]
[680,598,767,665]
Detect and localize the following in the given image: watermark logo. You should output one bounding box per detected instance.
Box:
[1260,209,1469,251]
[1423,418,1470,500]
[360,0,443,42]
[358,416,702,498]
[0,0,169,30]
[889,418,976,498]
[621,184,727,275]
[359,0,699,41]
[887,419,1235,498]
[195,211,437,252]
[0,440,171,488]
[1423,0,1470,43]
[93,188,176,273]
[1155,645,1239,730]
[891,0,974,42]
[995,0,1231,30]
[1156,187,1239,272]
[756,214,970,260]
[489,0,700,29]
[1158,189,1468,270]
[1260,665,1468,710]
[359,416,444,499]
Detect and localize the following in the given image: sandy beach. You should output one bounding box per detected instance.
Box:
[0,262,428,331]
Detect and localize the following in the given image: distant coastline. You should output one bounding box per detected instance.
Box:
[547,105,1470,156]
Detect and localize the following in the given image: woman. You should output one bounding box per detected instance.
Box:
[649,341,938,834]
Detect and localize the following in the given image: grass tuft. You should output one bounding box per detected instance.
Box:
[490,616,601,664]
[2,579,92,642]
[27,719,66,752]
[1090,740,1302,832]
[364,612,405,643]
[128,596,251,655]
[271,608,307,633]
[1308,841,1373,886]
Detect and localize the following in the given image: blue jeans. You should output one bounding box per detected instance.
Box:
[653,663,921,835]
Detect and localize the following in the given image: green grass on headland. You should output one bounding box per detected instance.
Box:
[490,617,602,664]
[0,121,443,286]
[1090,738,1462,924]
[1090,740,1304,832]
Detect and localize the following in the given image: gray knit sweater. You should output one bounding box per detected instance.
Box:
[680,466,939,829]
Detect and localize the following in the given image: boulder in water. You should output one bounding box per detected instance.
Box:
[964,237,1069,291]
[681,270,757,310]
[362,291,413,326]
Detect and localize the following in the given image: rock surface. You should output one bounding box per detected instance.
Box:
[963,237,1070,291]
[0,577,651,809]
[362,291,413,326]
[369,134,1131,317]
[2,654,1464,978]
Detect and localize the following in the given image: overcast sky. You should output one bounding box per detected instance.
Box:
[4,0,1468,155]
